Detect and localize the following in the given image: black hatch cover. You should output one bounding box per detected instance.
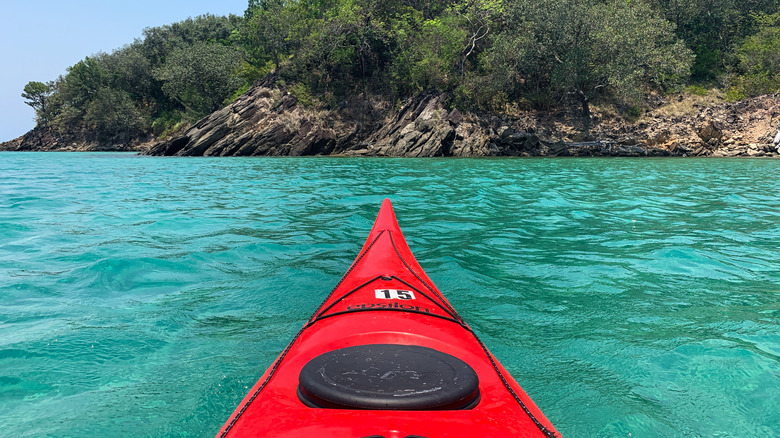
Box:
[297,344,480,410]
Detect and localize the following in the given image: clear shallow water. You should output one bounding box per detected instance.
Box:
[1,152,778,437]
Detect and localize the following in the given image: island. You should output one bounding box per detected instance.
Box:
[2,1,779,157]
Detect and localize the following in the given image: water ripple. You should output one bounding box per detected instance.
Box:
[0,153,778,437]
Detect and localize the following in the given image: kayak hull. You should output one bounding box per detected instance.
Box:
[219,199,558,438]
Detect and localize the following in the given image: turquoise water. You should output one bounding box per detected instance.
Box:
[1,152,778,437]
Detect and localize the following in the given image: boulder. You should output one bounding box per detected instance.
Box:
[367,93,454,156]
[697,121,723,143]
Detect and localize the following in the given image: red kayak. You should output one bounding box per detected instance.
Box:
[218,199,559,438]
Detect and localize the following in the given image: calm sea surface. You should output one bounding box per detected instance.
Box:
[0,152,778,437]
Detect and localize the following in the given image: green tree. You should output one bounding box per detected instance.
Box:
[643,0,780,81]
[245,0,299,70]
[59,56,108,112]
[141,14,241,66]
[454,0,502,76]
[153,42,246,115]
[487,0,692,131]
[287,0,396,95]
[733,13,780,95]
[100,44,156,102]
[21,81,55,126]
[18,13,252,144]
[84,88,146,142]
[392,13,467,93]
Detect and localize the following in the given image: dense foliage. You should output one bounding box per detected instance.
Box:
[21,0,780,141]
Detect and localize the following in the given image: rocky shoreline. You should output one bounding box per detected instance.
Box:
[3,81,778,158]
[144,83,778,158]
[0,126,147,153]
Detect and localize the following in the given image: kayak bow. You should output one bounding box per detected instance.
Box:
[219,199,558,438]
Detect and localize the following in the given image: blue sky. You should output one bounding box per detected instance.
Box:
[0,0,248,142]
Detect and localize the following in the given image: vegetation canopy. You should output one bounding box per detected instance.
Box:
[21,0,780,141]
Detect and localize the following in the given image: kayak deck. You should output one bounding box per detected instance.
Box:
[219,199,558,438]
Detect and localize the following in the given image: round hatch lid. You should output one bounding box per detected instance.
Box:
[297,344,479,410]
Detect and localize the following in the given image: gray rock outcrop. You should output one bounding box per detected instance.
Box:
[145,83,367,157]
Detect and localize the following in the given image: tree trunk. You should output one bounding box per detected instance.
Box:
[577,89,591,134]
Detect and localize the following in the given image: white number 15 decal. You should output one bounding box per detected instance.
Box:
[375,289,416,300]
